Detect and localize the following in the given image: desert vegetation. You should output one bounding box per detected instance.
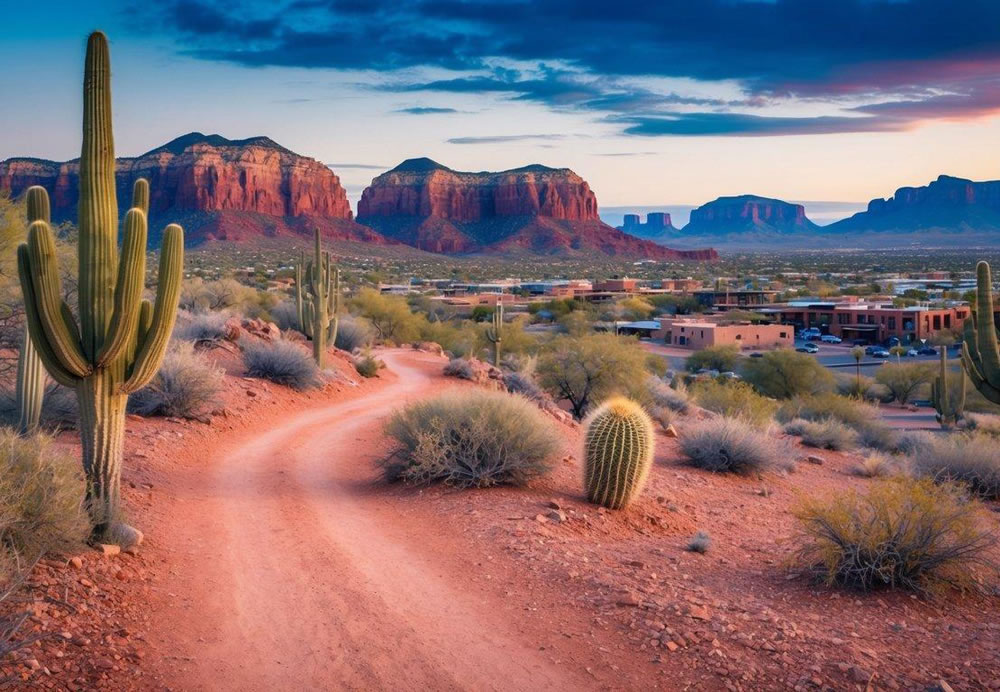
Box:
[679,417,784,475]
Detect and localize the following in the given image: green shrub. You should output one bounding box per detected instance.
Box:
[0,430,89,579]
[794,477,996,593]
[679,417,783,475]
[129,341,224,420]
[685,344,742,373]
[243,340,320,390]
[874,362,934,405]
[383,390,560,487]
[740,349,834,399]
[691,379,776,427]
[784,418,857,450]
[355,355,380,378]
[912,433,1000,499]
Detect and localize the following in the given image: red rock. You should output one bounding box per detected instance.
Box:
[686,195,817,235]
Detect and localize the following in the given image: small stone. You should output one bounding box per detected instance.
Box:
[849,665,872,684]
[546,498,563,510]
[805,455,825,465]
[546,509,567,523]
[69,556,83,569]
[665,641,679,652]
[689,605,711,621]
[935,682,956,692]
[96,544,120,556]
[534,514,549,523]
[26,658,41,671]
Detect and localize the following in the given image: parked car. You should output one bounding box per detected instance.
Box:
[906,348,919,357]
[917,346,938,356]
[887,336,901,347]
[871,348,891,358]
[799,328,820,339]
[820,334,842,343]
[796,343,820,354]
[749,352,764,358]
[807,333,824,341]
[864,345,879,355]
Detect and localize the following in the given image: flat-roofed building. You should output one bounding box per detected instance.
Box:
[657,318,793,350]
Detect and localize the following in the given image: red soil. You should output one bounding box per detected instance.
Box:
[3,347,1000,690]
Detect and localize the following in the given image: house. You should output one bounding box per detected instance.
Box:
[657,318,793,350]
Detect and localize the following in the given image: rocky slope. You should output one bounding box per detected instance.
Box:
[357,159,715,259]
[0,133,385,247]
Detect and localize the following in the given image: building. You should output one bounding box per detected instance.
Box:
[657,318,793,350]
[693,289,779,310]
[593,278,638,293]
[764,301,971,344]
[661,278,702,293]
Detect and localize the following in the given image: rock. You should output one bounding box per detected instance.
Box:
[686,195,817,235]
[413,341,445,356]
[546,509,567,523]
[689,605,711,620]
[96,544,121,557]
[848,665,872,684]
[240,318,281,342]
[934,682,956,692]
[805,454,825,465]
[69,556,83,569]
[546,498,563,510]
[665,641,679,652]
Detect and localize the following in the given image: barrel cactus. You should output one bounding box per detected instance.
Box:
[16,32,184,544]
[931,348,965,428]
[295,228,340,367]
[583,397,656,509]
[961,261,1000,404]
[485,302,503,367]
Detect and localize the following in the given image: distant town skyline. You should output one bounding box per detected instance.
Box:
[1,1,998,210]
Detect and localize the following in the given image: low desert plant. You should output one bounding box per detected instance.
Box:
[911,433,1000,499]
[794,477,996,593]
[355,354,380,378]
[685,344,742,373]
[741,349,834,399]
[647,376,689,414]
[776,392,875,429]
[691,379,776,428]
[443,357,477,380]
[852,452,900,478]
[853,420,899,452]
[0,384,78,430]
[504,371,546,402]
[129,341,224,420]
[0,430,89,578]
[686,530,712,553]
[335,316,375,352]
[679,417,782,475]
[785,418,857,451]
[895,430,936,457]
[174,311,232,343]
[965,414,1000,438]
[874,362,934,405]
[383,390,560,487]
[242,340,320,390]
[269,300,299,331]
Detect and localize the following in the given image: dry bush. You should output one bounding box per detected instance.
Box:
[129,341,224,420]
[680,417,784,475]
[777,393,896,451]
[443,357,477,380]
[686,531,711,553]
[691,379,776,428]
[269,300,299,331]
[336,316,375,352]
[912,433,1000,499]
[383,390,559,487]
[242,340,320,391]
[650,406,674,432]
[504,371,546,402]
[965,414,1000,438]
[647,376,690,414]
[794,477,996,593]
[785,418,857,451]
[0,384,78,430]
[174,311,231,343]
[895,430,936,457]
[354,354,380,378]
[852,452,903,478]
[0,430,89,580]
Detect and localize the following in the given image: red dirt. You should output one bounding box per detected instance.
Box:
[4,346,1000,690]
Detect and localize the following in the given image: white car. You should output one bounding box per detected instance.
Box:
[820,334,842,343]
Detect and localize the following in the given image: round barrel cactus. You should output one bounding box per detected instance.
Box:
[583,397,656,509]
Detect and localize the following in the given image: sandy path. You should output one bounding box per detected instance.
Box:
[145,349,590,691]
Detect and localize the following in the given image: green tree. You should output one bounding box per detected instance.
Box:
[537,334,650,419]
[874,362,933,405]
[618,296,655,321]
[351,288,420,343]
[685,344,743,373]
[740,350,834,399]
[850,345,865,389]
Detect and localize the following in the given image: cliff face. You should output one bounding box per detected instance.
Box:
[0,133,376,246]
[685,195,817,234]
[358,159,715,259]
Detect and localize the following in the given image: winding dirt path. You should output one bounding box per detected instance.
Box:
[143,350,593,691]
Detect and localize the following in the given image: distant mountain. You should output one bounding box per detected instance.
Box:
[685,195,819,236]
[357,159,716,259]
[0,132,389,247]
[618,212,679,244]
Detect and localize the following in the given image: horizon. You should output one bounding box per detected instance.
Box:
[1,1,998,212]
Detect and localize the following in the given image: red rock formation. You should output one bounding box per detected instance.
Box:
[686,195,817,234]
[358,158,715,259]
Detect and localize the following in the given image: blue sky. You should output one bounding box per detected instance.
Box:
[2,0,999,215]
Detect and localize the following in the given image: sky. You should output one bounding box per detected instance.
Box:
[1,0,999,221]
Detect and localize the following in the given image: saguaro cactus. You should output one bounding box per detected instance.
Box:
[961,261,1000,404]
[931,348,965,428]
[295,228,340,367]
[15,188,51,435]
[16,32,184,544]
[485,302,503,366]
[583,397,655,509]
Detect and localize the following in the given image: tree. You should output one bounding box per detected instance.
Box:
[685,344,742,373]
[350,288,420,343]
[850,345,865,389]
[874,362,933,405]
[740,350,834,399]
[618,296,655,321]
[537,334,650,419]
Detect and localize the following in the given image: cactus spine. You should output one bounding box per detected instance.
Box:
[961,261,1000,404]
[16,32,184,543]
[295,228,340,367]
[15,188,52,435]
[583,397,655,509]
[485,302,503,366]
[931,348,965,428]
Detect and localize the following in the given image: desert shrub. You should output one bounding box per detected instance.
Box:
[0,383,79,430]
[647,376,689,414]
[874,362,934,405]
[270,300,299,331]
[537,333,650,419]
[350,288,421,343]
[686,531,711,553]
[895,430,936,457]
[679,417,782,475]
[174,311,231,343]
[242,340,320,390]
[355,355,380,378]
[691,379,776,428]
[0,430,89,577]
[834,372,888,401]
[443,357,477,380]
[740,349,834,399]
[504,371,546,402]
[382,390,559,487]
[650,406,674,431]
[129,341,224,420]
[965,414,1000,437]
[685,344,742,373]
[854,420,899,453]
[776,392,873,428]
[785,418,857,450]
[794,477,996,593]
[179,277,261,314]
[852,452,901,478]
[912,433,1000,499]
[335,316,375,352]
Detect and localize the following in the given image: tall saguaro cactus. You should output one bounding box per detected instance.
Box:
[15,188,51,435]
[931,348,965,428]
[16,32,184,544]
[486,302,503,367]
[961,261,1000,404]
[295,228,340,367]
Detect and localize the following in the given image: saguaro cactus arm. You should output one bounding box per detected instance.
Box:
[96,208,147,367]
[16,247,79,388]
[961,261,1000,404]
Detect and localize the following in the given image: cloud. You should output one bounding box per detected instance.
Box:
[446,133,567,144]
[613,113,906,137]
[393,106,459,114]
[593,151,658,157]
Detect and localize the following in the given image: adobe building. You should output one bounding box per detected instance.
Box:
[657,318,794,350]
[764,301,970,344]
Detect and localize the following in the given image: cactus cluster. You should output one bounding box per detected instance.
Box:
[961,261,1000,405]
[485,302,503,367]
[583,397,655,509]
[931,348,965,428]
[295,228,340,368]
[16,32,184,542]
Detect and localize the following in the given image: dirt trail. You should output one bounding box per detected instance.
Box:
[144,349,592,691]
